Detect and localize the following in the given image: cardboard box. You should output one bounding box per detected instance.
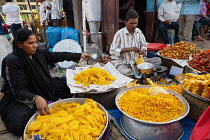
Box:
[161,58,194,74]
[182,90,210,121]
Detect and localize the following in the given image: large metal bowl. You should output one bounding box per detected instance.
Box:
[23,98,109,140]
[115,85,190,140]
[180,80,210,101]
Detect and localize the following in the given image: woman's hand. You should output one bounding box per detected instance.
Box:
[81,53,91,61]
[35,96,49,115]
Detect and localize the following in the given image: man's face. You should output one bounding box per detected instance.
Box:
[124,18,138,33]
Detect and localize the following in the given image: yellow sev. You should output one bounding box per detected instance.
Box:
[118,88,184,123]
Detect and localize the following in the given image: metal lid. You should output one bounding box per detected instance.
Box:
[137,62,154,69]
[52,39,82,69]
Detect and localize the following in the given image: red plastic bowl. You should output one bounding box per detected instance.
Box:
[147,43,167,52]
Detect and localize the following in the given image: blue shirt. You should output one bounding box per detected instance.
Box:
[176,0,201,15]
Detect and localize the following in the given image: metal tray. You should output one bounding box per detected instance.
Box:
[180,80,210,101]
[115,85,190,125]
[157,50,189,61]
[23,98,109,140]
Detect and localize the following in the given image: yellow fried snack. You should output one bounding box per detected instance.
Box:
[182,73,210,98]
[73,67,116,86]
[25,99,107,140]
[118,88,184,122]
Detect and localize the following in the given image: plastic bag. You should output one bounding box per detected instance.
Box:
[60,27,80,43]
[46,27,62,48]
[190,106,210,140]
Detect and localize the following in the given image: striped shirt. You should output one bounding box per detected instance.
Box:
[109,27,147,66]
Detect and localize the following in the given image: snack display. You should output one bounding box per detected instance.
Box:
[118,88,184,122]
[159,41,201,59]
[73,67,116,86]
[182,73,210,99]
[187,50,210,73]
[25,99,107,140]
[154,78,184,95]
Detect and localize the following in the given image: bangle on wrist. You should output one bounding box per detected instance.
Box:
[33,95,40,102]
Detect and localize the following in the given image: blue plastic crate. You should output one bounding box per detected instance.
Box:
[147,50,159,58]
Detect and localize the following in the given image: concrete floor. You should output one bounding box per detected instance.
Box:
[0,35,210,140]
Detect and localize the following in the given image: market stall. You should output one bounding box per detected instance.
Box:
[23,41,210,140]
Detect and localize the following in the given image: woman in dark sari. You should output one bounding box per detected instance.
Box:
[0,28,90,136]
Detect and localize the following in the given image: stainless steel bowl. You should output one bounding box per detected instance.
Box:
[137,62,154,75]
[180,80,210,101]
[115,85,190,140]
[24,98,109,140]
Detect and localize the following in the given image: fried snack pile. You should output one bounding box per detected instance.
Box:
[73,67,116,86]
[160,41,201,59]
[154,78,184,95]
[118,88,184,122]
[25,99,107,140]
[187,50,210,73]
[182,73,210,98]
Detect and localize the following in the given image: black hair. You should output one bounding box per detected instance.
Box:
[6,0,12,2]
[13,28,34,50]
[125,9,139,21]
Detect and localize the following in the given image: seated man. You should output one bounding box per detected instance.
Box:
[158,0,181,44]
[192,20,207,42]
[196,0,210,39]
[110,9,161,77]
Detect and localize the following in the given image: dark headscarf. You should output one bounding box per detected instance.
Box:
[12,28,55,100]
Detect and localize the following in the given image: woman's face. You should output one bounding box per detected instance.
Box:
[18,35,37,58]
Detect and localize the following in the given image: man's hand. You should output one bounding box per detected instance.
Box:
[42,20,46,25]
[35,96,49,115]
[140,49,147,56]
[81,53,91,61]
[164,20,171,24]
[127,46,140,53]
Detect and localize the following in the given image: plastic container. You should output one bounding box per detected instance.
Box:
[60,27,80,43]
[147,43,167,52]
[46,27,62,48]
[88,32,103,57]
[167,29,175,45]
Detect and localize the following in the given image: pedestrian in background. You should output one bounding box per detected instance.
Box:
[175,0,201,42]
[36,0,51,42]
[63,0,74,28]
[51,0,63,27]
[158,0,181,44]
[2,0,22,38]
[85,0,101,33]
